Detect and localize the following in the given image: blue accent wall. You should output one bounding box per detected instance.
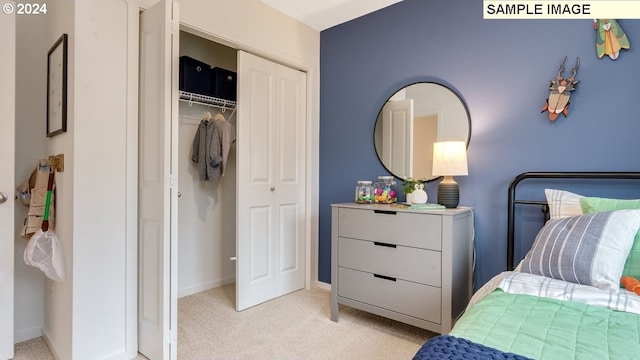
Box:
[319,0,640,287]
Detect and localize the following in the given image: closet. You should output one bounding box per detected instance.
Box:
[138,2,310,358]
[175,31,308,308]
[177,31,237,299]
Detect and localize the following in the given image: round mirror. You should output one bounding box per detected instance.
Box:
[373,82,471,182]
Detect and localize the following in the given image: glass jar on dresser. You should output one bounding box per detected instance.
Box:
[329,202,474,334]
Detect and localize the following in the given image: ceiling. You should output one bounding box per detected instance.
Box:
[261,0,402,31]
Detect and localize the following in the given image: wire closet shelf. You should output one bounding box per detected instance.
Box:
[179,90,236,110]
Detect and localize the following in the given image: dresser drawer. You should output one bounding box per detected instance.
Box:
[338,237,441,286]
[337,207,441,250]
[338,267,441,324]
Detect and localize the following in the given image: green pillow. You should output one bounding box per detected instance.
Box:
[580,197,640,282]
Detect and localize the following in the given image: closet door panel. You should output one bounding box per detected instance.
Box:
[244,206,276,305]
[138,0,178,359]
[237,51,306,310]
[278,73,301,183]
[274,65,307,296]
[237,51,277,311]
[278,203,299,272]
[248,68,273,183]
[249,206,273,282]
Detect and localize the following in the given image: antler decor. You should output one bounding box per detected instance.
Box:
[541,56,579,122]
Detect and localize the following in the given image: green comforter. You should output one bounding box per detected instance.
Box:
[450,290,640,360]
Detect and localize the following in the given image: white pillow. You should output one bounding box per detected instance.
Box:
[545,188,584,220]
[519,210,640,291]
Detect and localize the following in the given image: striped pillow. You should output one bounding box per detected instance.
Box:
[580,197,640,283]
[545,188,584,220]
[520,210,640,291]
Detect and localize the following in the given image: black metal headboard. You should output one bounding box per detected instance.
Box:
[507,171,640,270]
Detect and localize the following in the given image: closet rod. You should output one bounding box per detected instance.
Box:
[180,111,236,122]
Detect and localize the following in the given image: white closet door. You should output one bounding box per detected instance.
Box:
[0,3,15,359]
[381,99,413,179]
[273,64,306,297]
[138,0,179,359]
[236,51,306,311]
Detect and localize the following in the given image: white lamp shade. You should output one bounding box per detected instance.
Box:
[432,141,468,176]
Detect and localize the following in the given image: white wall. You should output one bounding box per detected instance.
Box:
[14,13,47,344]
[42,1,74,359]
[32,1,136,359]
[71,0,135,358]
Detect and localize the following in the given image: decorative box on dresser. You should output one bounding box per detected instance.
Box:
[330,203,474,334]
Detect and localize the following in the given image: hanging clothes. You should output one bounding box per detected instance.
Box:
[191,119,222,182]
[18,161,56,238]
[216,115,236,177]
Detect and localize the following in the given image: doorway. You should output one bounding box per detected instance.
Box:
[176,31,237,300]
[137,2,311,358]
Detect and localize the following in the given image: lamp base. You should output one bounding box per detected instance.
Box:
[437,176,459,209]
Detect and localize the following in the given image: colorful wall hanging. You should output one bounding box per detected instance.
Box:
[542,57,580,122]
[594,19,630,60]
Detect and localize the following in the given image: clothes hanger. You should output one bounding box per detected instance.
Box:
[203,108,212,122]
[214,113,225,122]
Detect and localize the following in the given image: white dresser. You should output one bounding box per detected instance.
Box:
[330,203,473,334]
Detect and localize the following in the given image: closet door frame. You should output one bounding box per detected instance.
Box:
[174,24,318,290]
[131,2,319,357]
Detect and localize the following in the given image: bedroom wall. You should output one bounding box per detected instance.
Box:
[18,1,136,359]
[71,1,134,358]
[319,0,640,288]
[42,2,74,358]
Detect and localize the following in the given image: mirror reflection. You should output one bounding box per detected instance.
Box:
[374,82,471,181]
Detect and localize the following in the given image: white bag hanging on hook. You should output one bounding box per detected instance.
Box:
[23,168,65,281]
[24,229,66,281]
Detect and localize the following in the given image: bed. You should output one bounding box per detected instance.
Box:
[413,172,640,360]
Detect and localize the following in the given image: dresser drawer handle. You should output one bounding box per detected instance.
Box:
[374,274,397,282]
[374,241,397,248]
[373,210,397,215]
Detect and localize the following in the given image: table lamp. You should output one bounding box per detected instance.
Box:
[432,141,468,208]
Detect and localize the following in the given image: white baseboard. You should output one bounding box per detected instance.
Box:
[14,326,42,343]
[178,276,235,298]
[316,281,331,291]
[41,328,61,360]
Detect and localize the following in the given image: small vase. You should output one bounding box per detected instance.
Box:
[406,192,413,204]
[410,183,428,204]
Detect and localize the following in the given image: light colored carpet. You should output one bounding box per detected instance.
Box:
[12,337,148,360]
[13,285,435,359]
[178,284,435,360]
[13,337,54,360]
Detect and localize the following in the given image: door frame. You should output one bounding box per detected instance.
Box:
[175,23,319,292]
[133,0,319,291]
[0,2,16,358]
[129,0,319,355]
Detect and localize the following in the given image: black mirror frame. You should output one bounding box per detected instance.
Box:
[373,80,472,183]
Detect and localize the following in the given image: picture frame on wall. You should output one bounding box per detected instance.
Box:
[47,33,68,137]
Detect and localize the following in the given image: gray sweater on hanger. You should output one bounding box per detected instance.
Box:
[191,119,222,182]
